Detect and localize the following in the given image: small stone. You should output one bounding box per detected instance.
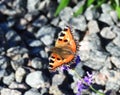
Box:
[39,50,48,58]
[52,73,65,85]
[100,27,116,39]
[27,0,39,13]
[88,20,100,34]
[11,59,24,70]
[51,17,59,26]
[9,82,27,89]
[49,85,63,95]
[7,46,28,57]
[41,35,53,46]
[24,13,32,22]
[106,42,120,57]
[58,20,68,29]
[59,7,73,22]
[5,30,22,47]
[113,36,120,47]
[36,25,56,38]
[99,13,114,25]
[3,73,15,85]
[1,88,22,95]
[80,33,101,50]
[84,5,99,20]
[29,40,42,47]
[69,15,87,31]
[24,89,41,95]
[0,69,6,80]
[25,71,45,88]
[31,57,42,69]
[32,15,48,27]
[110,11,118,23]
[83,50,108,70]
[110,56,120,69]
[112,26,120,36]
[0,56,9,69]
[15,67,26,83]
[94,72,108,85]
[101,4,112,13]
[105,70,120,91]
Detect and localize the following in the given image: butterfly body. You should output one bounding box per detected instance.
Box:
[49,26,77,71]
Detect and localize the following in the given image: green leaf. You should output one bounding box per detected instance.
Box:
[54,0,70,17]
[87,0,94,7]
[73,5,84,17]
[116,6,120,19]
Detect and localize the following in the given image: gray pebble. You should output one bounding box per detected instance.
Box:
[15,67,26,83]
[101,4,112,13]
[25,71,45,88]
[1,88,22,95]
[100,27,116,39]
[69,15,87,31]
[5,30,22,47]
[41,35,54,46]
[27,0,40,13]
[32,15,48,27]
[110,11,118,23]
[29,40,42,47]
[84,5,99,20]
[3,73,15,85]
[51,17,59,26]
[99,13,114,25]
[110,56,120,69]
[105,70,120,91]
[7,46,28,57]
[24,88,41,95]
[59,7,73,22]
[106,42,120,57]
[0,56,9,69]
[88,20,100,34]
[31,57,42,69]
[36,25,56,38]
[0,69,6,80]
[9,82,27,89]
[52,73,65,85]
[113,36,120,47]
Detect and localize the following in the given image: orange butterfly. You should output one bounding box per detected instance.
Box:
[49,26,77,71]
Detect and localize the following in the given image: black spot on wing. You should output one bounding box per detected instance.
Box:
[49,59,54,63]
[64,39,68,42]
[60,32,65,37]
[49,64,53,68]
[58,38,62,41]
[57,58,60,60]
[51,56,55,59]
[63,27,68,31]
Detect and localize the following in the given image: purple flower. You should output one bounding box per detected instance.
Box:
[75,55,81,64]
[61,55,81,71]
[61,65,69,70]
[83,72,93,85]
[77,72,93,94]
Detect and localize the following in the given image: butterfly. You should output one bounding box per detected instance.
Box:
[49,26,78,71]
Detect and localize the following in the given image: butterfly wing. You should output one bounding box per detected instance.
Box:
[49,53,63,70]
[55,26,76,53]
[49,26,77,70]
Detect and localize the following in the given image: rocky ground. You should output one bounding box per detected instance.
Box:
[0,0,120,95]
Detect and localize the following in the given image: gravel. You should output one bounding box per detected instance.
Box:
[0,0,120,95]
